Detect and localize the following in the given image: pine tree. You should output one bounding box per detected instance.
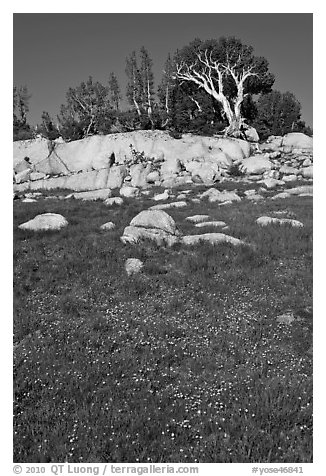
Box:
[125,51,142,119]
[108,72,122,111]
[139,46,155,127]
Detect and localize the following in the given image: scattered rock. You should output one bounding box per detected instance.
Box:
[72,189,112,201]
[100,221,116,231]
[130,163,151,188]
[240,155,273,175]
[146,170,160,183]
[119,186,140,198]
[15,169,31,184]
[245,194,264,201]
[260,178,285,189]
[282,175,298,183]
[194,221,227,228]
[125,258,144,276]
[107,165,127,189]
[130,210,178,235]
[300,166,313,179]
[104,197,124,206]
[276,312,296,324]
[182,233,246,247]
[200,188,241,203]
[271,192,291,200]
[30,172,47,181]
[185,215,210,223]
[281,132,313,150]
[150,201,187,210]
[256,216,304,227]
[121,209,180,246]
[160,157,181,176]
[18,213,68,231]
[153,190,170,201]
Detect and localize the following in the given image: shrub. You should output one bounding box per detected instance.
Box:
[228,163,245,177]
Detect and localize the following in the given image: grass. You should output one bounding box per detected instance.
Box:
[13,181,312,463]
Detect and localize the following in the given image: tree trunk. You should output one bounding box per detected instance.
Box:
[223,115,242,137]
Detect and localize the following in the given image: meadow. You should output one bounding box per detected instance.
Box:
[13,181,313,463]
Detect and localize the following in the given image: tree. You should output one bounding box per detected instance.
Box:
[57,76,113,140]
[36,111,60,140]
[174,36,274,137]
[158,53,176,127]
[125,47,156,128]
[13,86,34,141]
[108,72,122,111]
[253,90,306,139]
[125,51,142,119]
[139,46,155,127]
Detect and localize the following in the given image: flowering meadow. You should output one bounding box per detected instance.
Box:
[13,182,312,463]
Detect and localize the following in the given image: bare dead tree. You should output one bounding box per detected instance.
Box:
[175,50,257,137]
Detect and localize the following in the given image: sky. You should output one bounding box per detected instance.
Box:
[13,13,313,128]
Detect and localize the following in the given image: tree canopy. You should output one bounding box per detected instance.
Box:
[14,35,312,142]
[253,90,311,140]
[173,36,275,136]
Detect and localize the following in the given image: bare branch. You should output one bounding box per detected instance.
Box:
[189,97,202,112]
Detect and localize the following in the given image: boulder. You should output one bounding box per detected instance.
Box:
[243,125,259,142]
[13,137,50,169]
[130,163,152,188]
[146,170,161,183]
[271,192,291,200]
[150,201,187,210]
[121,209,181,246]
[30,172,47,181]
[282,175,298,183]
[100,221,116,231]
[14,158,32,174]
[240,155,273,175]
[260,136,283,151]
[153,190,170,201]
[200,188,241,203]
[160,175,179,188]
[215,138,248,161]
[121,226,179,246]
[125,258,144,276]
[31,176,67,191]
[104,197,124,206]
[204,150,232,169]
[262,170,281,180]
[256,216,304,227]
[63,169,109,191]
[182,233,246,246]
[186,215,211,223]
[276,312,296,325]
[194,221,227,228]
[279,165,299,175]
[22,198,37,203]
[72,189,112,201]
[130,210,179,235]
[107,165,127,189]
[15,169,31,184]
[260,178,285,189]
[18,213,68,231]
[302,158,312,167]
[286,185,313,195]
[191,164,220,184]
[34,154,71,176]
[281,132,313,150]
[160,157,181,176]
[300,166,313,179]
[245,194,264,201]
[119,186,140,198]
